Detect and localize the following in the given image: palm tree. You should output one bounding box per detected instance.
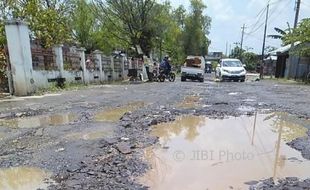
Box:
[267,22,292,44]
[268,27,287,40]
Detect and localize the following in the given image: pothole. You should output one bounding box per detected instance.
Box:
[176,95,201,109]
[0,113,77,129]
[0,167,55,190]
[140,113,310,190]
[228,92,240,96]
[95,101,145,122]
[238,106,256,112]
[65,124,115,141]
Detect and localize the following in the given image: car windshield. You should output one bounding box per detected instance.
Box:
[222,61,242,67]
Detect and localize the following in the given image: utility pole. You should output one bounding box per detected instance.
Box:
[291,0,301,79]
[260,3,269,79]
[225,42,228,57]
[240,24,246,51]
[294,0,301,28]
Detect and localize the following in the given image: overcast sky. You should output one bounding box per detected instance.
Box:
[165,0,310,54]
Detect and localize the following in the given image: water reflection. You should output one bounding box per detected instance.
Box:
[95,101,145,122]
[0,167,54,190]
[0,113,76,128]
[152,116,205,143]
[141,113,310,190]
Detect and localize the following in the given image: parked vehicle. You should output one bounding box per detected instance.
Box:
[181,56,205,82]
[215,58,246,82]
[205,61,212,73]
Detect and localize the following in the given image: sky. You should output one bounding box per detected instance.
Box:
[165,0,310,54]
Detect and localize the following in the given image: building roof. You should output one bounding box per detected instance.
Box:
[269,42,301,55]
[264,55,277,61]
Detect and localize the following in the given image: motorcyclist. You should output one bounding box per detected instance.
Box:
[160,56,171,76]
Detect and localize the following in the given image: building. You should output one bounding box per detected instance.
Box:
[269,42,310,79]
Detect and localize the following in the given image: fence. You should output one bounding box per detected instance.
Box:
[0,48,9,93]
[4,20,128,96]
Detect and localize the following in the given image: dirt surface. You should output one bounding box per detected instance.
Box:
[0,75,309,190]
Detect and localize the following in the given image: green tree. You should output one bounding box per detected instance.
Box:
[183,0,211,56]
[230,46,259,71]
[173,5,186,29]
[284,18,310,56]
[8,0,73,48]
[151,2,184,64]
[242,52,259,71]
[94,0,157,56]
[230,46,244,59]
[70,0,97,52]
[268,27,287,40]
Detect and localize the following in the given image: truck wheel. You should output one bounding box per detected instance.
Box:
[181,77,186,82]
[199,78,204,83]
[241,79,245,82]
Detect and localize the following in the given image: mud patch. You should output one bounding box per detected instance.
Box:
[176,95,201,109]
[95,102,145,122]
[0,167,54,190]
[140,113,310,190]
[0,113,77,128]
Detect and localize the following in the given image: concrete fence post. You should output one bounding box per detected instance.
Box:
[111,56,115,80]
[121,57,125,79]
[77,47,89,84]
[5,20,35,96]
[93,50,104,82]
[53,44,64,78]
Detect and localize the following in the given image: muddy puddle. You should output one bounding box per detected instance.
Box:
[95,102,145,122]
[0,113,76,129]
[65,124,115,141]
[177,95,201,109]
[140,113,310,190]
[0,167,54,190]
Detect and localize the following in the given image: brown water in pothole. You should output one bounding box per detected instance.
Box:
[0,113,76,128]
[65,124,115,141]
[66,131,109,141]
[177,95,201,109]
[140,113,310,190]
[0,167,54,190]
[95,102,145,122]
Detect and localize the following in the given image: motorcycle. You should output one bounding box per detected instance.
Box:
[158,68,176,82]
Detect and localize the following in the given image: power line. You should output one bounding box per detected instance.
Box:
[301,1,310,8]
[245,0,290,39]
[247,7,267,34]
[244,33,279,47]
[268,0,292,26]
[246,0,284,35]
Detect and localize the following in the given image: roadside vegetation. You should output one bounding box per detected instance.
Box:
[0,0,211,66]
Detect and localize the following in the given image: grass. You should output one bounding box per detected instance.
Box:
[34,80,130,96]
[264,76,309,85]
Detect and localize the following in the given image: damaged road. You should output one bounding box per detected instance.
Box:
[0,78,310,190]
